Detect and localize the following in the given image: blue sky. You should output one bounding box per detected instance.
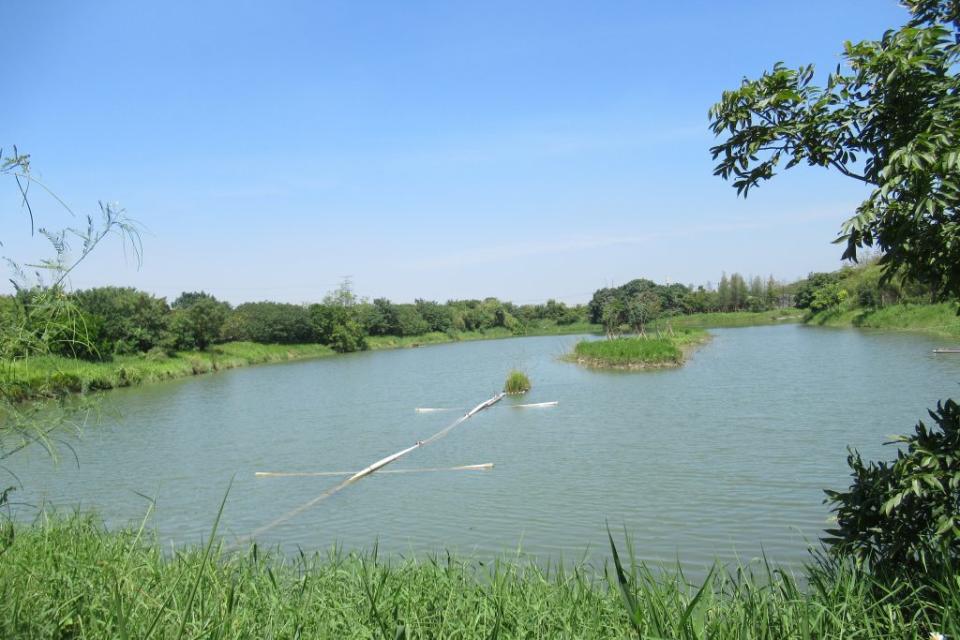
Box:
[3,1,909,304]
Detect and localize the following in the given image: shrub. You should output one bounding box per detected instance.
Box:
[72,287,170,354]
[824,399,960,579]
[328,320,368,353]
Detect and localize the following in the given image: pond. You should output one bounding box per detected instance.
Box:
[7,324,960,571]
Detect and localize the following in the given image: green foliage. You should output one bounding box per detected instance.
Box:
[794,271,854,310]
[601,298,625,338]
[168,293,230,351]
[808,282,849,313]
[73,287,170,354]
[824,399,960,579]
[590,274,785,322]
[414,299,453,332]
[710,2,960,300]
[328,319,368,353]
[221,302,315,344]
[305,279,368,352]
[625,290,661,335]
[503,370,531,394]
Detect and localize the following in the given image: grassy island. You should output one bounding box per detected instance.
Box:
[568,330,708,370]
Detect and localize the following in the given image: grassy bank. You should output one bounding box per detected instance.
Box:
[660,310,803,330]
[366,321,601,351]
[806,302,960,338]
[3,322,603,401]
[568,330,708,370]
[2,342,337,401]
[0,515,955,639]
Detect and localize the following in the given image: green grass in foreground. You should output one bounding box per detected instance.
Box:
[570,330,708,369]
[807,302,960,338]
[0,515,956,639]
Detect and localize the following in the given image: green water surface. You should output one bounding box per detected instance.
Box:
[8,324,960,570]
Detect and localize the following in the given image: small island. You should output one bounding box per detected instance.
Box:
[566,330,708,370]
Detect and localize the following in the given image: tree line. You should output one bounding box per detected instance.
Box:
[0,281,589,359]
[587,273,792,337]
[791,258,941,314]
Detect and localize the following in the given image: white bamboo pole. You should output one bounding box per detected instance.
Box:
[254,463,494,478]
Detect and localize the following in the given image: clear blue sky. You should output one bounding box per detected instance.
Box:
[3,1,909,304]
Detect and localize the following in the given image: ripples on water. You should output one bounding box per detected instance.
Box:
[8,325,960,572]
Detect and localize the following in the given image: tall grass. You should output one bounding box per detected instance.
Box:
[503,370,531,394]
[570,331,707,368]
[0,515,956,638]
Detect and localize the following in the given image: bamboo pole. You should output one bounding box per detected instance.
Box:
[512,401,558,408]
[254,463,494,478]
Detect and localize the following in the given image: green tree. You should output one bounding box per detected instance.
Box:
[824,400,960,577]
[766,275,780,308]
[168,293,230,351]
[601,299,625,339]
[709,1,960,298]
[717,273,731,311]
[415,299,453,333]
[808,283,849,313]
[793,272,842,310]
[73,287,169,354]
[308,279,367,352]
[729,273,748,310]
[625,291,661,336]
[712,0,960,579]
[221,302,314,344]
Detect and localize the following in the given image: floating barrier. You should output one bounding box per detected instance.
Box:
[255,463,494,478]
[512,401,558,409]
[235,392,505,546]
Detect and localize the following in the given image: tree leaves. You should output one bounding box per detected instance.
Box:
[823,399,960,578]
[710,4,960,300]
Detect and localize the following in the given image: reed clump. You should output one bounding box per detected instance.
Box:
[503,370,531,394]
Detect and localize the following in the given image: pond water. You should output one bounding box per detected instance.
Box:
[7,325,960,571]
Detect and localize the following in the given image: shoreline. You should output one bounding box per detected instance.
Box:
[8,302,954,401]
[3,323,603,402]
